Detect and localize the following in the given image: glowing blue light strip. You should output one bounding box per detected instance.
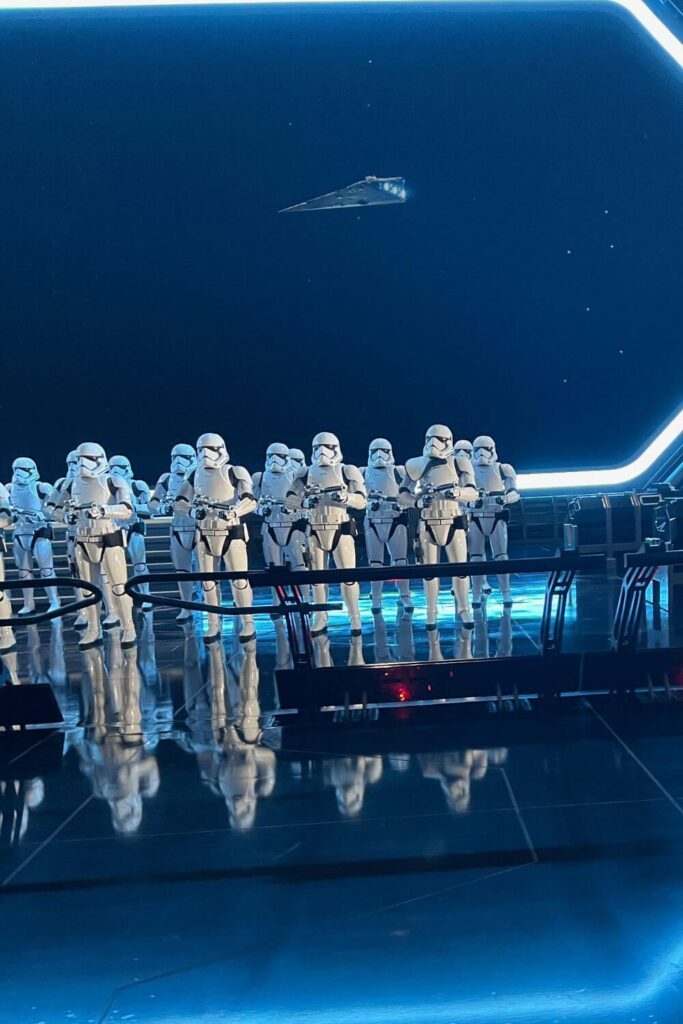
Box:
[3,0,683,74]
[130,929,683,1022]
[517,407,683,491]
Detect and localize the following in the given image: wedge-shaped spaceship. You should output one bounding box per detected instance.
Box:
[279,175,407,213]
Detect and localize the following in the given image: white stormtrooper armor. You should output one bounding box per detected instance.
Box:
[399,425,479,629]
[286,448,307,475]
[7,458,60,615]
[0,482,16,652]
[110,456,152,613]
[288,432,367,636]
[469,436,520,606]
[176,433,257,645]
[55,442,137,648]
[454,440,473,460]
[362,439,413,613]
[46,450,79,577]
[285,448,310,571]
[149,443,197,621]
[253,443,308,578]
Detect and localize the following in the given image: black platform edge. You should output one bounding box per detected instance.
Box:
[275,646,683,713]
[0,683,64,733]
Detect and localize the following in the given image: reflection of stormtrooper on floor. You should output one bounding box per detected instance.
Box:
[54,442,137,648]
[399,425,478,630]
[371,607,416,663]
[149,443,197,621]
[196,640,277,830]
[0,775,45,846]
[469,436,520,607]
[323,755,383,817]
[419,748,508,814]
[288,432,367,636]
[7,457,60,615]
[472,606,513,659]
[77,643,160,834]
[176,434,257,645]
[253,443,308,576]
[110,456,152,613]
[0,483,16,652]
[362,438,413,614]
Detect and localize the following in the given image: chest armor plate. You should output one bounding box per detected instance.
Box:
[364,466,399,498]
[260,470,291,500]
[10,482,42,514]
[474,464,504,494]
[194,465,236,503]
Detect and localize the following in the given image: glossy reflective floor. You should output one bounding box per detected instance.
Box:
[2,571,683,1024]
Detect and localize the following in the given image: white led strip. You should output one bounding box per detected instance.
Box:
[3,0,683,76]
[517,407,683,491]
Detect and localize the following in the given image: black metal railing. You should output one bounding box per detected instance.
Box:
[125,553,608,664]
[0,577,102,628]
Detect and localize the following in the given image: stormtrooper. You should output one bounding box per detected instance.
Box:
[46,450,79,577]
[109,456,152,613]
[0,483,16,653]
[398,425,479,629]
[149,443,197,620]
[361,438,413,613]
[288,432,367,636]
[286,448,307,475]
[252,442,307,575]
[54,442,137,648]
[175,433,257,645]
[454,439,473,461]
[469,435,520,607]
[7,458,60,615]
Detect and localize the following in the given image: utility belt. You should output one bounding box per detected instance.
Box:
[306,510,354,529]
[310,518,357,538]
[420,515,468,530]
[76,528,125,548]
[366,510,409,527]
[200,523,247,541]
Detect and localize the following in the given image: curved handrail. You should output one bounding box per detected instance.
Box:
[125,553,607,613]
[0,577,102,627]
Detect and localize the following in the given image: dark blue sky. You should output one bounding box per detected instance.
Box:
[1,3,682,483]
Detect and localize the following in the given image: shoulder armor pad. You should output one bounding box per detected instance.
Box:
[404,456,428,480]
[499,463,516,478]
[342,464,364,486]
[230,465,252,484]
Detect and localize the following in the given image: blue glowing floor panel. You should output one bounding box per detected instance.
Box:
[1,571,683,1024]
